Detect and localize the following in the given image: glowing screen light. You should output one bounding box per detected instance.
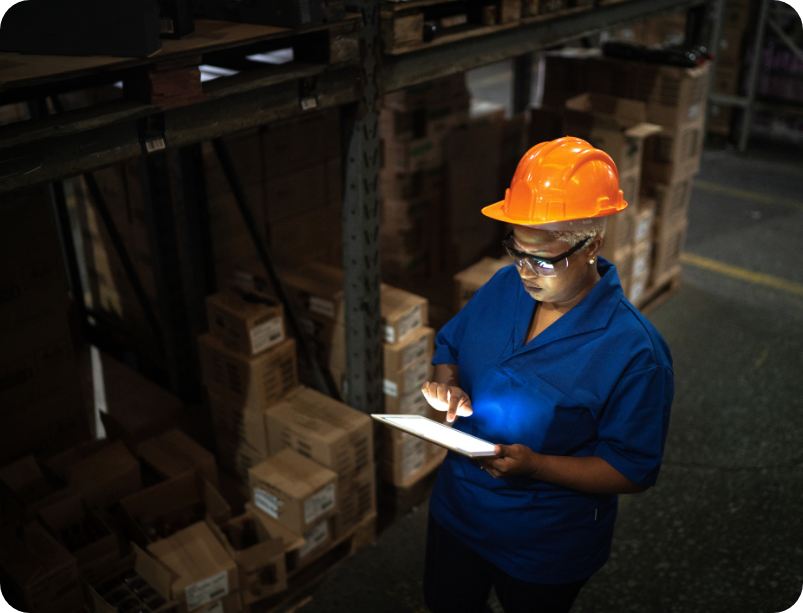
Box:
[373,415,497,457]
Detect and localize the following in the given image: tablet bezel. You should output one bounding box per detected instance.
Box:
[371,414,498,459]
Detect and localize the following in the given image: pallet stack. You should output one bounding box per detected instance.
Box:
[380,73,471,284]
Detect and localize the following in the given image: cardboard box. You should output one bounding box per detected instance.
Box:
[198,335,298,409]
[652,220,689,280]
[382,73,469,112]
[208,391,270,465]
[383,354,432,400]
[0,521,83,613]
[714,65,742,96]
[264,386,374,477]
[244,502,307,567]
[453,257,509,310]
[383,326,434,375]
[634,203,656,245]
[600,205,636,257]
[381,284,428,344]
[381,442,446,488]
[331,466,376,539]
[37,494,120,581]
[214,429,268,487]
[148,520,240,613]
[642,119,705,183]
[248,449,338,535]
[380,167,443,201]
[641,62,711,128]
[383,386,430,416]
[261,109,340,179]
[120,471,231,547]
[604,244,634,296]
[644,178,693,231]
[0,454,71,526]
[631,239,653,284]
[206,288,285,356]
[208,513,287,605]
[55,441,142,509]
[88,544,178,613]
[138,429,219,489]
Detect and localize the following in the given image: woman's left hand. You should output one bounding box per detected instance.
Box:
[478,444,541,479]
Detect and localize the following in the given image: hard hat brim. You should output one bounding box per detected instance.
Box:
[481,199,628,227]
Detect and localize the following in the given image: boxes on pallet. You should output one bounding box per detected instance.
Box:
[208,392,270,483]
[633,203,656,246]
[37,494,121,582]
[600,206,636,256]
[138,429,219,489]
[0,521,84,613]
[248,448,338,536]
[380,166,443,201]
[208,514,287,605]
[0,455,71,526]
[642,119,705,183]
[384,386,430,415]
[644,178,693,231]
[147,520,240,613]
[198,335,297,409]
[205,287,285,357]
[119,471,231,547]
[383,354,432,401]
[629,239,653,305]
[87,543,179,613]
[652,220,689,282]
[383,326,434,375]
[453,257,509,311]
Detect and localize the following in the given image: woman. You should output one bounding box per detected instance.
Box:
[421,137,674,613]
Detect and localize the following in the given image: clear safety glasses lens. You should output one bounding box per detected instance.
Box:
[506,252,568,277]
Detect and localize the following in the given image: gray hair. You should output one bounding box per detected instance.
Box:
[543,217,607,246]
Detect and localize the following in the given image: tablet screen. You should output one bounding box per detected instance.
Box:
[373,414,497,457]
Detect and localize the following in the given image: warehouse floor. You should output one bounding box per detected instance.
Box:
[292,134,803,612]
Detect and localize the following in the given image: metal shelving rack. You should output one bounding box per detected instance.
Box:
[0,0,707,415]
[707,0,803,151]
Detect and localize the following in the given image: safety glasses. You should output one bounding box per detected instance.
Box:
[502,231,590,277]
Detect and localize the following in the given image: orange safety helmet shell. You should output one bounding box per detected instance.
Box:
[482,137,628,226]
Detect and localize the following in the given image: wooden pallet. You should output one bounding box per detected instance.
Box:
[635,265,682,315]
[0,16,360,111]
[247,512,377,613]
[520,1,594,25]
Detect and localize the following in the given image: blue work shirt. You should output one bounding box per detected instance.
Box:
[429,258,674,584]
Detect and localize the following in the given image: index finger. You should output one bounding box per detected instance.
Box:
[446,390,461,423]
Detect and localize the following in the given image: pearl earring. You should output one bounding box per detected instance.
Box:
[589,258,596,265]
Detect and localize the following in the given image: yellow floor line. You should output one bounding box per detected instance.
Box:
[693,179,803,212]
[681,252,803,299]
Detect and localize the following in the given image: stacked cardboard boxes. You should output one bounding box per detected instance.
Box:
[380,73,471,283]
[453,257,510,311]
[198,285,297,487]
[0,187,92,464]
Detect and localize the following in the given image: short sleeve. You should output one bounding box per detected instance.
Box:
[594,364,674,487]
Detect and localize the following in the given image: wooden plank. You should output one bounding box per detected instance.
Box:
[382,0,463,12]
[0,15,361,94]
[385,20,521,55]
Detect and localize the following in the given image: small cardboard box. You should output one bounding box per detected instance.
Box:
[148,520,240,613]
[138,429,218,489]
[120,471,231,547]
[383,326,434,376]
[207,392,270,458]
[383,354,432,400]
[0,521,83,613]
[55,441,142,509]
[381,442,445,489]
[206,287,285,357]
[37,494,119,571]
[88,543,178,613]
[198,335,297,409]
[332,466,376,540]
[0,454,71,526]
[248,449,338,535]
[642,118,705,184]
[634,203,656,245]
[383,386,430,416]
[453,257,509,310]
[644,177,693,231]
[209,513,287,605]
[652,220,688,281]
[381,285,428,344]
[600,203,637,257]
[264,386,374,477]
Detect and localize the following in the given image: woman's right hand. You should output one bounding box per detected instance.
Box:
[421,381,473,423]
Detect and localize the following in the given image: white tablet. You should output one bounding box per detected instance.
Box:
[371,414,498,459]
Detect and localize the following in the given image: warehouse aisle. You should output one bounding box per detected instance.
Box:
[295,142,803,613]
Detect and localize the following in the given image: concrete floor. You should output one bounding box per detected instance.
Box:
[294,68,803,612]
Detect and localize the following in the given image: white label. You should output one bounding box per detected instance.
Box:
[160,18,175,33]
[383,379,399,398]
[633,254,649,279]
[635,219,651,243]
[309,296,335,319]
[384,326,396,344]
[304,483,336,524]
[254,488,284,519]
[630,278,647,303]
[250,316,284,353]
[688,104,700,120]
[298,521,329,558]
[145,137,166,153]
[185,571,229,611]
[402,334,429,369]
[301,96,318,111]
[400,390,428,416]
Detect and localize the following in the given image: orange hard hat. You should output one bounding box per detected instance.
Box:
[482,137,627,226]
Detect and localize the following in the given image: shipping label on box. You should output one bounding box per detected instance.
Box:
[206,288,285,356]
[248,449,338,535]
[298,519,330,560]
[631,240,653,280]
[381,284,428,344]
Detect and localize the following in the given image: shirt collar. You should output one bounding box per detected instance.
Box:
[510,257,624,355]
